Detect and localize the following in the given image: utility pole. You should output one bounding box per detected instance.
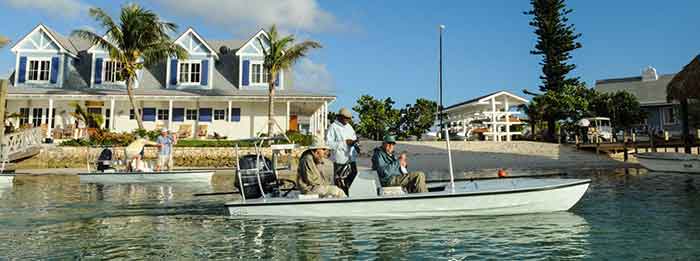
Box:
[438,25,445,136]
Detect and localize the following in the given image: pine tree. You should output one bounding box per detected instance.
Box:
[525,0,582,141]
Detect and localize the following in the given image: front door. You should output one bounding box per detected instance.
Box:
[87,107,102,128]
[289,115,298,131]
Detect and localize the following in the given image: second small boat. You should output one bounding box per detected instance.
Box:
[636,152,700,173]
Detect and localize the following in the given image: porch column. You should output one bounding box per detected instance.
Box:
[168,99,173,130]
[491,97,497,142]
[47,98,54,138]
[227,100,232,123]
[109,99,115,130]
[286,101,290,131]
[322,101,328,138]
[505,96,510,141]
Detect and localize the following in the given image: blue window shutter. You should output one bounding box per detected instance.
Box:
[50,57,59,84]
[143,108,156,122]
[94,58,103,84]
[231,108,241,122]
[201,59,209,86]
[18,56,27,83]
[170,59,178,85]
[173,108,185,122]
[274,72,280,87]
[199,108,212,122]
[242,60,250,86]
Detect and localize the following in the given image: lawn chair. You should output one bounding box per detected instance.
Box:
[177,124,192,138]
[62,124,74,139]
[196,125,208,139]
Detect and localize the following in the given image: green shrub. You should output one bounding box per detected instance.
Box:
[286,131,313,146]
[132,129,160,140]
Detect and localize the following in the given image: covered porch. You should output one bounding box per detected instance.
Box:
[5,92,334,140]
[442,91,528,142]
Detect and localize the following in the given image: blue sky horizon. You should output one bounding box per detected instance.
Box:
[1,0,698,112]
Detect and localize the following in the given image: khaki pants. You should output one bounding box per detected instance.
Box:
[310,185,347,198]
[157,154,173,171]
[386,171,428,193]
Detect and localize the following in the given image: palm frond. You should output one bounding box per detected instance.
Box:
[71,29,121,56]
[88,7,123,43]
[0,35,10,48]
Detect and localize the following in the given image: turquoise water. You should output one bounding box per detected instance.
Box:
[1,169,699,260]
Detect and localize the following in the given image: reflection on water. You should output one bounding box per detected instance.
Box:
[0,169,699,259]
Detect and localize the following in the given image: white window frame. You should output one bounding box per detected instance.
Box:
[662,107,678,125]
[157,109,170,121]
[186,109,198,121]
[103,59,125,84]
[178,60,202,85]
[26,57,52,83]
[250,62,269,85]
[213,109,226,121]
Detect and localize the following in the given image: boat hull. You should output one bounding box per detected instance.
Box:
[636,153,700,173]
[0,175,14,188]
[78,171,215,184]
[225,178,590,218]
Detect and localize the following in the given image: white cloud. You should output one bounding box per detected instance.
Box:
[4,0,87,19]
[152,0,339,34]
[294,58,334,92]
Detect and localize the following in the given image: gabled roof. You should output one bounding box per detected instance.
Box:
[10,24,85,58]
[235,29,269,56]
[173,28,219,59]
[595,73,676,105]
[443,90,529,112]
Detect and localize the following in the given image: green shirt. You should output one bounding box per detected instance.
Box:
[371,147,402,186]
[297,150,330,193]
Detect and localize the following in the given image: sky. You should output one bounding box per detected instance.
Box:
[0,0,699,112]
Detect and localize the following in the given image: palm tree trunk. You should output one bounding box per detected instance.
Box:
[267,75,275,137]
[127,78,144,129]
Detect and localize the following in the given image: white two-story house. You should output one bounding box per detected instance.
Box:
[5,24,334,140]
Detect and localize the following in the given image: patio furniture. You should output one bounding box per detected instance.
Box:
[196,125,208,139]
[177,124,192,138]
[62,124,74,138]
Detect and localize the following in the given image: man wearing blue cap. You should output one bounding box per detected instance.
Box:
[371,135,427,193]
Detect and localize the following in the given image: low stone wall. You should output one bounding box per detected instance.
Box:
[16,145,305,169]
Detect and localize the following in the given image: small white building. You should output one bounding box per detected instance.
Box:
[442,91,528,141]
[4,24,334,140]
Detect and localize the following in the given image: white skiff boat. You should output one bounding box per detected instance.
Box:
[636,152,700,173]
[225,174,590,218]
[77,170,215,184]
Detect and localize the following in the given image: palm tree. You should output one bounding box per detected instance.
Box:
[0,35,9,48]
[70,103,104,138]
[259,25,321,136]
[72,4,187,129]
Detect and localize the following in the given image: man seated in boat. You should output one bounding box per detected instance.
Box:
[371,135,428,193]
[297,138,347,198]
[125,137,157,172]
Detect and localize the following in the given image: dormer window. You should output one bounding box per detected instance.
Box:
[28,59,51,82]
[251,63,269,84]
[104,60,124,83]
[179,61,201,84]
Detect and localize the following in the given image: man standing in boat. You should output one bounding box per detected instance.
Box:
[372,135,428,193]
[326,108,359,195]
[297,138,347,198]
[156,128,176,171]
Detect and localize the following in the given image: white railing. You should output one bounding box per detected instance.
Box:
[1,127,44,160]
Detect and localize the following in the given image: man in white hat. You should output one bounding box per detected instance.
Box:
[325,107,358,195]
[156,128,177,171]
[297,137,346,198]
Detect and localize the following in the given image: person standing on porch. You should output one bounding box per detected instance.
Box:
[326,108,359,195]
[156,128,177,171]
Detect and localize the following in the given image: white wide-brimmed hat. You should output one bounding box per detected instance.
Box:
[338,108,352,119]
[308,137,329,150]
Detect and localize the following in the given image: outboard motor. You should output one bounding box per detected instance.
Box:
[235,155,278,199]
[96,148,114,172]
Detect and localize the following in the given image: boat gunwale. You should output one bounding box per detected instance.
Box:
[225,179,591,207]
[77,170,215,176]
